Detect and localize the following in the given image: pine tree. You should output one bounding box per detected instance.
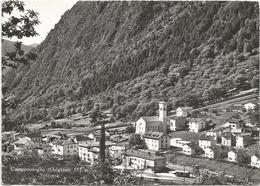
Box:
[89,103,109,162]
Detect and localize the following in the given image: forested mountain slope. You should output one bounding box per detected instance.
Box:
[4,1,259,126]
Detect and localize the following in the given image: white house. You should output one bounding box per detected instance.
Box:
[35,144,52,158]
[51,139,78,159]
[236,134,252,149]
[199,135,213,150]
[108,145,124,159]
[204,145,226,160]
[143,131,170,151]
[221,133,236,147]
[244,102,256,111]
[78,141,115,164]
[13,137,33,150]
[176,107,193,117]
[251,155,260,168]
[188,118,206,133]
[170,137,191,149]
[228,150,237,162]
[136,102,167,135]
[223,119,244,130]
[169,116,186,131]
[183,143,200,155]
[124,149,166,169]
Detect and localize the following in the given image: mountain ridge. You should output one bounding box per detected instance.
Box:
[4,1,259,126]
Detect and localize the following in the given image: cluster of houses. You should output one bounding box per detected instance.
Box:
[130,101,260,169]
[2,100,259,172]
[3,129,126,165]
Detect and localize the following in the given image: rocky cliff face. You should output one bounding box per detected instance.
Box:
[5,1,259,123]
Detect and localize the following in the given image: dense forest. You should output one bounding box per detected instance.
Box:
[3,1,259,129]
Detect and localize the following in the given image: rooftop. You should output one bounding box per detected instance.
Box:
[177,107,193,110]
[141,116,161,123]
[143,131,168,139]
[207,145,223,152]
[189,118,205,123]
[125,149,166,161]
[199,134,214,141]
[79,140,115,148]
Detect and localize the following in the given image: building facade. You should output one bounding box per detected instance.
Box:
[124,149,166,169]
[188,119,206,133]
[136,102,167,135]
[143,132,170,151]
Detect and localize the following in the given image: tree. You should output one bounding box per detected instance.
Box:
[237,150,251,165]
[129,134,147,149]
[89,103,109,162]
[2,0,40,118]
[125,124,135,133]
[234,75,250,91]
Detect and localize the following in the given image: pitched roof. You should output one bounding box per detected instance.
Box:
[79,140,115,148]
[227,119,242,123]
[177,107,193,110]
[185,143,199,150]
[199,134,213,141]
[74,135,92,142]
[143,131,168,139]
[222,132,234,139]
[207,145,223,152]
[141,116,161,123]
[189,118,205,123]
[125,149,166,161]
[55,139,76,146]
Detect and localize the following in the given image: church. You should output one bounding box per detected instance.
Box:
[135,101,168,135]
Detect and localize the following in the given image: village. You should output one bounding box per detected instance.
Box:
[2,93,260,184]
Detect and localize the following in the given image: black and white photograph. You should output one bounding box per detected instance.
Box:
[1,0,260,185]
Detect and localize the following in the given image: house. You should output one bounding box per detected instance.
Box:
[183,143,201,155]
[35,144,52,157]
[136,101,167,135]
[170,138,191,149]
[51,139,78,159]
[70,135,92,143]
[228,150,237,162]
[169,116,186,131]
[244,102,256,111]
[108,145,124,159]
[88,130,110,142]
[204,145,226,160]
[206,130,222,143]
[236,134,253,149]
[251,154,260,168]
[143,131,170,151]
[13,137,34,155]
[223,119,245,130]
[176,107,193,117]
[221,132,236,147]
[26,132,42,143]
[78,141,115,164]
[188,118,206,133]
[124,149,167,169]
[199,135,214,150]
[228,149,251,163]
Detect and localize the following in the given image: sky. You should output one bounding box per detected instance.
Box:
[7,0,79,45]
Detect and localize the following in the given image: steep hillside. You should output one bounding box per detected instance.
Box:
[4,1,259,126]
